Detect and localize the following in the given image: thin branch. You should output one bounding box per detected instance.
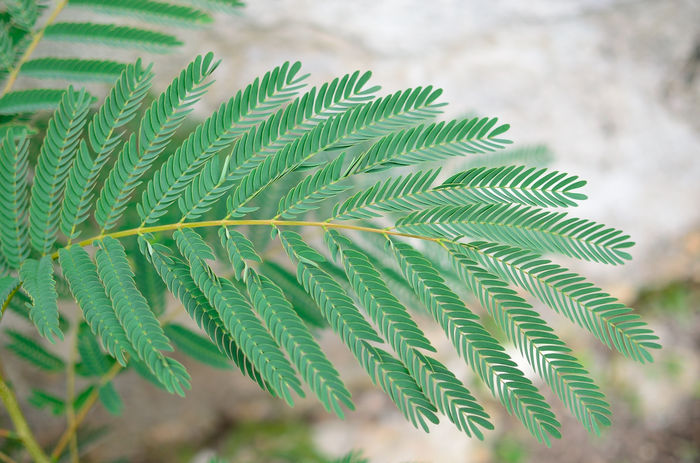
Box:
[0,358,51,463]
[50,362,122,461]
[52,218,443,259]
[0,0,69,97]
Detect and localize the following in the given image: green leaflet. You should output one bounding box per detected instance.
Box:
[388,239,560,444]
[0,277,20,313]
[29,87,93,254]
[258,261,326,328]
[164,324,232,370]
[246,270,353,417]
[59,245,131,365]
[443,242,611,434]
[331,169,439,221]
[140,61,307,225]
[174,228,302,402]
[280,232,438,431]
[325,230,435,353]
[60,60,154,241]
[276,153,350,219]
[219,227,261,280]
[331,165,586,221]
[346,117,512,174]
[0,128,30,268]
[455,241,660,362]
[44,22,183,52]
[328,231,493,438]
[138,237,271,392]
[394,204,634,265]
[95,236,190,395]
[68,0,213,27]
[98,382,124,415]
[95,52,218,231]
[5,330,65,372]
[19,256,63,342]
[438,165,586,207]
[178,70,377,221]
[19,58,126,83]
[0,89,67,114]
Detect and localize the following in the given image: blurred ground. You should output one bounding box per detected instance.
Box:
[4,1,700,462]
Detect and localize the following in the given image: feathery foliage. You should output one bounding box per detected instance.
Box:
[0,127,31,268]
[0,53,659,455]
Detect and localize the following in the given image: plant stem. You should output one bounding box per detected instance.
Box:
[0,0,69,97]
[50,362,122,461]
[52,218,442,259]
[0,359,51,463]
[64,328,79,463]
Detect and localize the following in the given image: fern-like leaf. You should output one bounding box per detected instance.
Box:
[174,228,302,402]
[246,269,353,416]
[44,22,182,53]
[95,53,218,231]
[456,241,660,362]
[60,60,154,240]
[95,236,189,395]
[388,239,560,444]
[58,245,131,365]
[68,0,213,27]
[332,166,586,221]
[29,87,93,254]
[178,70,377,221]
[346,117,511,174]
[328,231,493,438]
[444,242,611,434]
[0,89,67,115]
[19,58,126,83]
[139,61,307,225]
[0,127,30,268]
[280,230,439,430]
[5,330,65,372]
[19,256,63,342]
[218,227,260,280]
[276,153,350,219]
[138,237,272,391]
[395,204,634,265]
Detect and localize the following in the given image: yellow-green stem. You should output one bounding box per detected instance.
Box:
[0,360,51,463]
[0,0,69,97]
[53,218,442,259]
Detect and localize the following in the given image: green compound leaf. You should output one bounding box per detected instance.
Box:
[19,256,63,343]
[395,204,634,265]
[29,87,93,254]
[5,330,65,372]
[44,22,183,52]
[95,236,190,395]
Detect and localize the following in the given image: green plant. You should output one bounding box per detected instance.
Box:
[0,3,661,463]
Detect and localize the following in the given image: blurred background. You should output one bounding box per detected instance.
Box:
[4,1,700,462]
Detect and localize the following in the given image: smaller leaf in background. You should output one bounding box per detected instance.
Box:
[164,324,232,370]
[77,322,114,377]
[5,330,65,372]
[0,89,67,115]
[98,382,123,416]
[27,389,64,415]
